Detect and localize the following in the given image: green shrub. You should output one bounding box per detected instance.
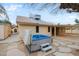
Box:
[75,19,79,24]
[0,20,11,24]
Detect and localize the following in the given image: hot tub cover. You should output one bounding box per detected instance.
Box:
[32,34,50,41]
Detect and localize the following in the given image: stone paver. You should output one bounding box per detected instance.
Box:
[0,34,21,44]
[67,45,79,49]
[53,39,66,47]
[53,42,60,47]
[1,34,79,56]
[0,44,8,56]
[57,40,66,46]
[7,49,26,56]
[72,49,79,56]
[54,36,79,56]
[53,52,74,56]
[57,46,72,53]
[0,34,29,56]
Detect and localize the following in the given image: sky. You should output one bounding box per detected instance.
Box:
[1,3,79,25]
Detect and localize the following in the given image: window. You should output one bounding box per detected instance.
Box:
[36,26,39,33]
[48,26,50,32]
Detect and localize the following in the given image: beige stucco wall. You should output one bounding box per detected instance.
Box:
[18,25,36,34]
[0,24,11,40]
[65,30,71,33]
[4,24,11,38]
[0,25,4,40]
[72,29,79,33]
[39,26,51,36]
[18,24,52,38]
[65,29,79,34]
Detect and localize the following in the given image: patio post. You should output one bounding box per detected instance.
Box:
[64,27,65,34]
[54,26,56,37]
[71,26,72,34]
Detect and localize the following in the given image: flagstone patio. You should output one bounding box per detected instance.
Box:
[0,34,79,56]
[0,33,29,56]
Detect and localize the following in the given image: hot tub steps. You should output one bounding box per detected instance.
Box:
[40,43,53,52]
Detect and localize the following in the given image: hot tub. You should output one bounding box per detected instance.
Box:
[30,34,52,52]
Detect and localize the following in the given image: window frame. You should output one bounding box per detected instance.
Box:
[48,26,50,32]
[36,26,39,33]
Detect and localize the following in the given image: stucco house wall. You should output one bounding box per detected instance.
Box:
[4,24,11,38]
[39,26,51,35]
[18,24,52,39]
[0,24,11,40]
[0,25,4,40]
[65,27,79,34]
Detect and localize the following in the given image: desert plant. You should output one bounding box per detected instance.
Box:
[0,4,9,20]
[0,19,11,24]
[75,19,79,24]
